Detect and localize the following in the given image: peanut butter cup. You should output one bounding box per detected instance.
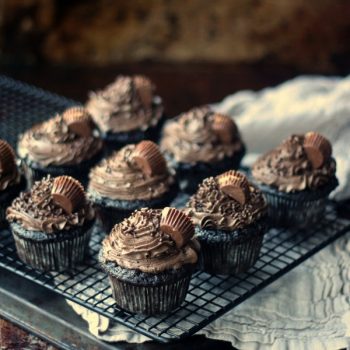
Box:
[51,176,85,214]
[62,106,92,137]
[217,170,250,205]
[133,140,167,177]
[303,131,332,169]
[160,207,194,248]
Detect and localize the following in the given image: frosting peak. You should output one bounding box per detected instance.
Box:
[6,176,94,233]
[88,143,175,201]
[18,109,103,167]
[160,106,243,164]
[86,75,163,133]
[184,174,267,231]
[101,208,198,273]
[251,133,337,192]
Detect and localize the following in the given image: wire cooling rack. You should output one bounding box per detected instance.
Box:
[0,75,350,343]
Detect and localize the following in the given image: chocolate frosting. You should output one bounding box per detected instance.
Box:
[86,75,163,133]
[6,177,95,233]
[251,134,337,192]
[18,114,103,167]
[101,208,198,273]
[160,106,243,164]
[88,144,175,201]
[184,176,267,231]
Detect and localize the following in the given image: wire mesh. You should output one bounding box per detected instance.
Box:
[0,75,349,343]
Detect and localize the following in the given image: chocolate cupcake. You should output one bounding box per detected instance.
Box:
[0,140,26,227]
[99,207,199,315]
[17,106,103,187]
[6,176,95,271]
[88,140,177,232]
[251,132,338,228]
[184,170,267,275]
[86,75,164,153]
[160,106,245,193]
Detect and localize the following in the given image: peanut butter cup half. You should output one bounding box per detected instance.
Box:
[160,207,194,248]
[217,170,250,205]
[303,132,332,169]
[51,176,85,214]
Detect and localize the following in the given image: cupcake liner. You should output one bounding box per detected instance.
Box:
[196,218,267,275]
[107,274,191,315]
[21,152,102,189]
[100,258,194,315]
[89,184,178,232]
[10,221,93,271]
[166,145,246,194]
[256,178,338,228]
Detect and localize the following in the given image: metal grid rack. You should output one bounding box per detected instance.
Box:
[0,75,350,343]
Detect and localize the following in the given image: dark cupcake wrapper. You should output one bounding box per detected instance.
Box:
[256,177,338,228]
[100,256,195,315]
[88,183,178,232]
[165,145,246,194]
[10,221,94,271]
[196,217,267,275]
[107,274,191,315]
[0,177,26,228]
[21,152,103,189]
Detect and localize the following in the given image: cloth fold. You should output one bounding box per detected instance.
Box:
[67,75,350,349]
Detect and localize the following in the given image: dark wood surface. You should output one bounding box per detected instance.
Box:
[1,62,302,115]
[0,62,339,350]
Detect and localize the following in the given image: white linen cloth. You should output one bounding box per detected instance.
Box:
[68,75,350,349]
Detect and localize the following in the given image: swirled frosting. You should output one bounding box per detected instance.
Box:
[18,114,103,167]
[101,208,198,273]
[6,176,95,233]
[251,134,337,192]
[160,106,243,164]
[184,176,267,231]
[88,144,175,201]
[86,75,163,133]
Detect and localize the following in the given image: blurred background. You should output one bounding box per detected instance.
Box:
[1,0,350,114]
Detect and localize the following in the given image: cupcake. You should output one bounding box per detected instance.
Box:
[86,75,164,153]
[184,170,267,275]
[251,132,338,228]
[6,176,95,271]
[88,140,177,232]
[0,140,26,227]
[17,106,103,187]
[160,106,245,193]
[99,207,199,315]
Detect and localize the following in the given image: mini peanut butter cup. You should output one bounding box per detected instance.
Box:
[303,132,332,169]
[160,207,194,248]
[62,106,92,137]
[133,76,153,108]
[212,113,238,144]
[51,176,85,214]
[133,140,167,177]
[217,170,250,205]
[0,140,16,174]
